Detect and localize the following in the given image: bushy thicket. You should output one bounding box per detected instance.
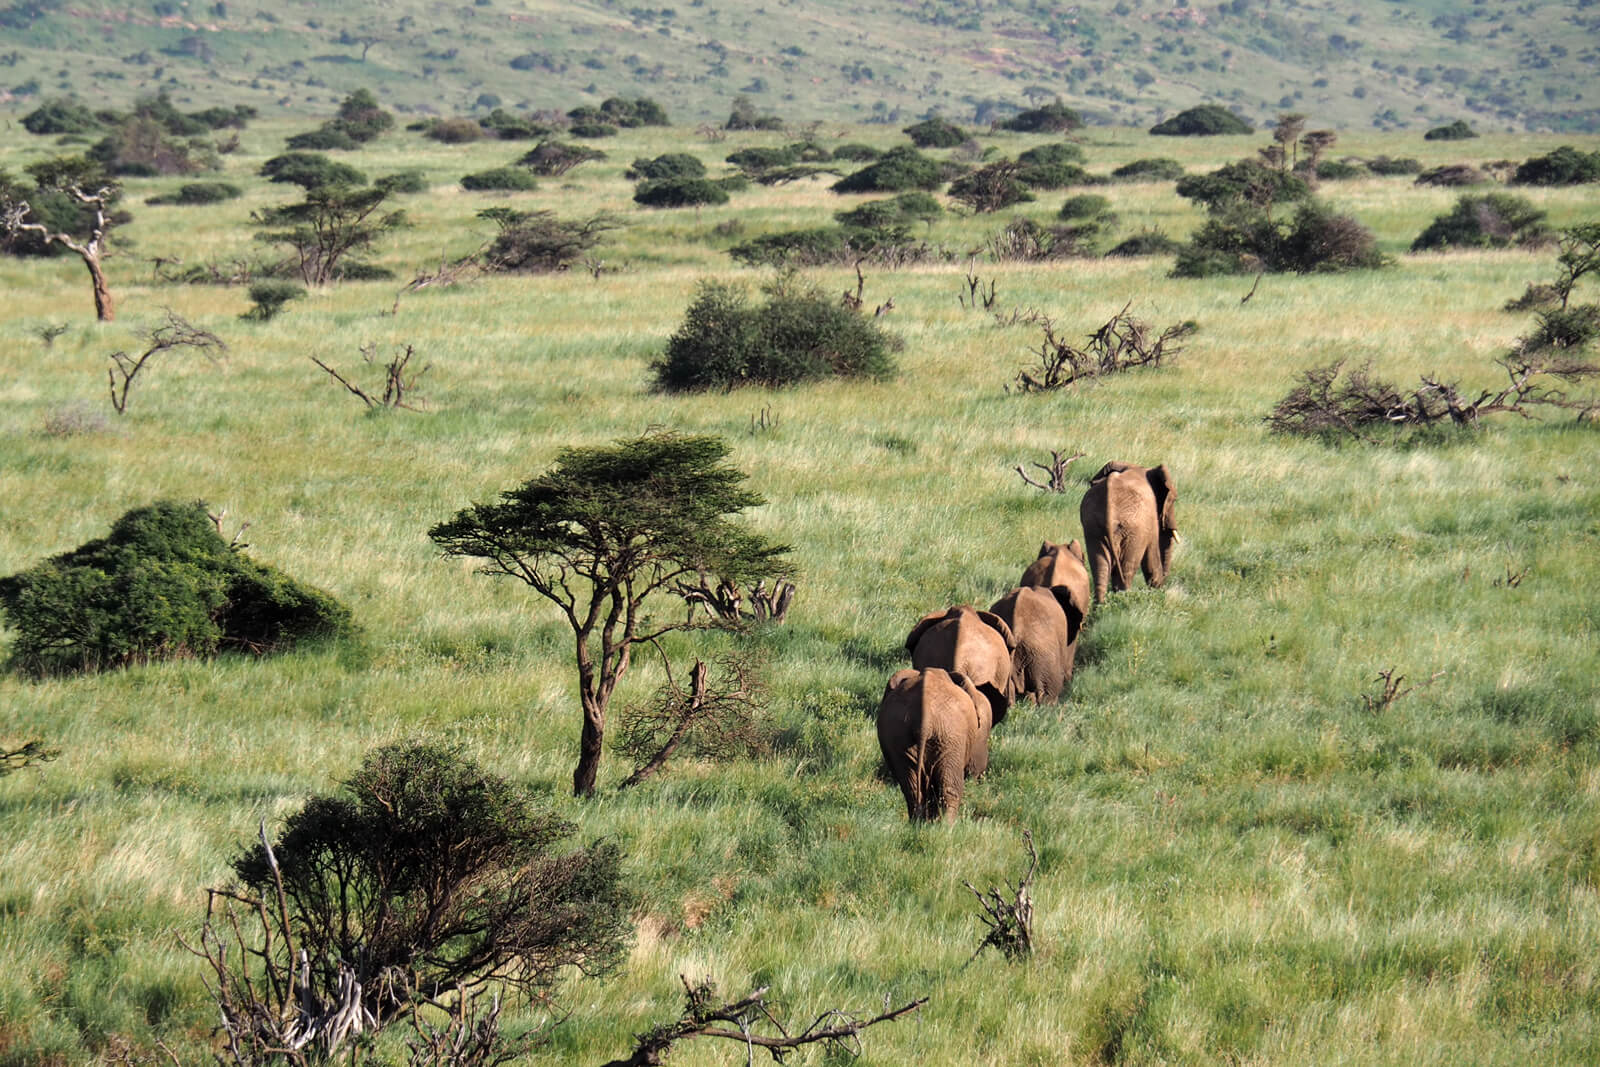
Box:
[1415,163,1489,187]
[1411,193,1550,252]
[479,207,620,272]
[1512,145,1600,186]
[460,166,539,191]
[903,116,967,148]
[1367,156,1423,176]
[626,153,706,181]
[146,181,241,206]
[1174,201,1385,277]
[20,97,103,135]
[1150,104,1252,136]
[1176,158,1309,213]
[0,500,352,676]
[1424,119,1478,141]
[653,277,897,391]
[831,146,946,194]
[633,177,730,208]
[993,100,1081,133]
[518,140,606,175]
[1113,157,1185,182]
[285,88,394,151]
[1106,229,1182,257]
[374,169,427,195]
[0,162,130,258]
[259,152,366,189]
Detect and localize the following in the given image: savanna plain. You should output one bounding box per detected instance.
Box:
[2,117,1600,1065]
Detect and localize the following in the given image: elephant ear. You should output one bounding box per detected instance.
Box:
[952,671,991,718]
[1046,585,1086,641]
[905,610,948,654]
[976,609,1018,649]
[1066,539,1086,562]
[1147,464,1176,531]
[1037,540,1054,560]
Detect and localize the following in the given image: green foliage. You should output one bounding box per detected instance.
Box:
[948,161,1033,212]
[21,97,101,135]
[1014,161,1092,190]
[424,116,485,143]
[1315,159,1367,181]
[478,108,554,140]
[517,140,606,176]
[374,169,427,195]
[284,88,394,151]
[241,280,305,321]
[993,99,1081,133]
[1512,145,1600,186]
[1150,104,1253,136]
[479,207,620,271]
[0,500,351,676]
[252,183,406,286]
[0,162,124,258]
[1415,163,1489,187]
[1105,228,1182,257]
[1411,193,1551,252]
[88,116,215,177]
[902,116,967,148]
[1424,119,1478,141]
[147,181,241,206]
[626,153,707,181]
[258,152,365,189]
[1366,155,1422,176]
[1018,143,1086,168]
[833,191,942,231]
[726,94,783,130]
[284,125,360,151]
[726,145,799,173]
[654,276,897,391]
[1527,305,1600,350]
[569,121,619,138]
[831,143,881,162]
[459,165,539,191]
[233,741,632,1019]
[1112,157,1185,182]
[726,227,851,268]
[1059,193,1113,220]
[1176,157,1310,213]
[1175,200,1385,277]
[831,145,944,194]
[598,95,669,126]
[633,176,730,208]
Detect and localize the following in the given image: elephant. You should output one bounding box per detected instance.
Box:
[1020,538,1093,627]
[906,605,1017,723]
[1078,461,1177,603]
[876,667,993,822]
[989,584,1083,704]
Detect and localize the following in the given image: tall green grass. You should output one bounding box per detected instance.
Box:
[1,121,1598,1064]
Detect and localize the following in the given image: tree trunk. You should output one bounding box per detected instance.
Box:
[84,250,114,322]
[572,694,605,797]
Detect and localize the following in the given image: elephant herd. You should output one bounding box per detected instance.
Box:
[875,461,1178,821]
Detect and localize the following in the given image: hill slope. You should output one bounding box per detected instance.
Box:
[1,0,1597,132]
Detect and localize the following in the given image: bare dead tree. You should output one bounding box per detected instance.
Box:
[1360,667,1446,714]
[403,988,554,1067]
[3,178,119,321]
[107,310,227,414]
[1015,450,1085,493]
[599,976,928,1067]
[1012,303,1197,393]
[677,574,796,626]
[992,306,1049,328]
[311,342,429,411]
[616,653,771,790]
[1493,563,1528,588]
[1240,273,1263,305]
[963,829,1039,966]
[960,273,998,310]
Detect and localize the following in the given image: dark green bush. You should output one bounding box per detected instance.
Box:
[286,126,361,151]
[832,143,881,162]
[0,500,352,676]
[1527,305,1600,350]
[479,207,619,273]
[1415,163,1489,187]
[479,108,553,140]
[1367,156,1423,176]
[834,192,943,230]
[1174,201,1385,277]
[1015,162,1091,189]
[1060,193,1113,220]
[1512,146,1600,186]
[243,280,306,320]
[260,152,366,189]
[1177,158,1309,213]
[949,162,1034,212]
[633,177,730,208]
[517,140,606,176]
[460,166,538,191]
[831,146,944,194]
[21,98,103,135]
[1150,104,1252,136]
[1411,193,1550,252]
[727,227,851,268]
[627,153,707,181]
[1112,157,1185,182]
[993,101,1082,133]
[425,117,485,143]
[569,122,619,138]
[374,169,427,195]
[1018,143,1087,168]
[903,117,967,148]
[147,181,242,205]
[599,96,669,127]
[653,277,897,391]
[726,146,799,172]
[1105,229,1182,257]
[1315,159,1367,181]
[1424,120,1478,141]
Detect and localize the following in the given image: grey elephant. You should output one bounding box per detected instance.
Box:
[876,667,993,822]
[989,584,1083,704]
[1079,461,1177,603]
[906,604,1017,723]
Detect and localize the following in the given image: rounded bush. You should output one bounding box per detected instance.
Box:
[831,146,943,194]
[832,143,881,162]
[260,152,366,189]
[375,169,428,195]
[1410,193,1550,252]
[1018,143,1087,168]
[1150,104,1252,136]
[1105,229,1182,257]
[1424,120,1478,141]
[286,126,361,151]
[568,122,618,138]
[994,101,1082,133]
[903,117,967,148]
[146,181,242,205]
[460,167,538,191]
[626,153,706,181]
[1512,146,1600,186]
[1112,157,1185,182]
[1315,159,1367,181]
[633,177,730,208]
[426,117,485,144]
[1059,194,1112,220]
[1366,156,1423,176]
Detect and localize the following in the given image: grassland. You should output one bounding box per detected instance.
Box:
[2,117,1599,1065]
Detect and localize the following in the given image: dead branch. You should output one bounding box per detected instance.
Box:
[1361,667,1446,714]
[617,654,770,790]
[1012,303,1196,393]
[1015,449,1085,493]
[599,976,927,1067]
[841,261,867,312]
[748,405,778,435]
[963,829,1039,966]
[35,323,69,346]
[1240,272,1263,305]
[960,273,998,311]
[677,574,795,626]
[1,739,58,776]
[311,342,430,411]
[205,505,252,551]
[107,309,227,414]
[404,987,551,1067]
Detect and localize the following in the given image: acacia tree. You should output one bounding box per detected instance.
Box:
[0,157,121,321]
[429,432,791,796]
[252,182,406,286]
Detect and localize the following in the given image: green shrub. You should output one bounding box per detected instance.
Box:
[460,166,538,191]
[1512,146,1600,186]
[1015,162,1091,189]
[479,108,553,140]
[834,192,943,230]
[260,152,365,189]
[568,122,618,138]
[1411,193,1550,252]
[1527,305,1600,350]
[1367,156,1422,176]
[993,100,1082,133]
[479,207,620,273]
[831,146,943,194]
[147,181,242,205]
[653,277,897,391]
[1175,201,1385,277]
[0,500,352,676]
[1112,157,1185,182]
[374,169,427,195]
[1315,159,1367,181]
[1177,158,1309,213]
[425,117,484,143]
[1415,163,1489,187]
[1018,143,1087,168]
[517,140,606,175]
[1105,229,1182,257]
[242,280,305,320]
[1059,193,1113,220]
[727,227,850,268]
[831,143,881,162]
[285,126,361,151]
[626,153,707,181]
[22,98,103,135]
[727,146,799,172]
[948,162,1034,212]
[1424,119,1478,141]
[599,95,669,127]
[902,117,967,148]
[1150,104,1252,136]
[633,177,730,208]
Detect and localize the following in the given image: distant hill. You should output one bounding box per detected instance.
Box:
[1,0,1596,132]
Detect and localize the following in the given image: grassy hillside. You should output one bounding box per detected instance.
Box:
[2,118,1600,1064]
[1,0,1599,132]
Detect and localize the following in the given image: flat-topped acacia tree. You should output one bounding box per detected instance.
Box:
[429,431,791,796]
